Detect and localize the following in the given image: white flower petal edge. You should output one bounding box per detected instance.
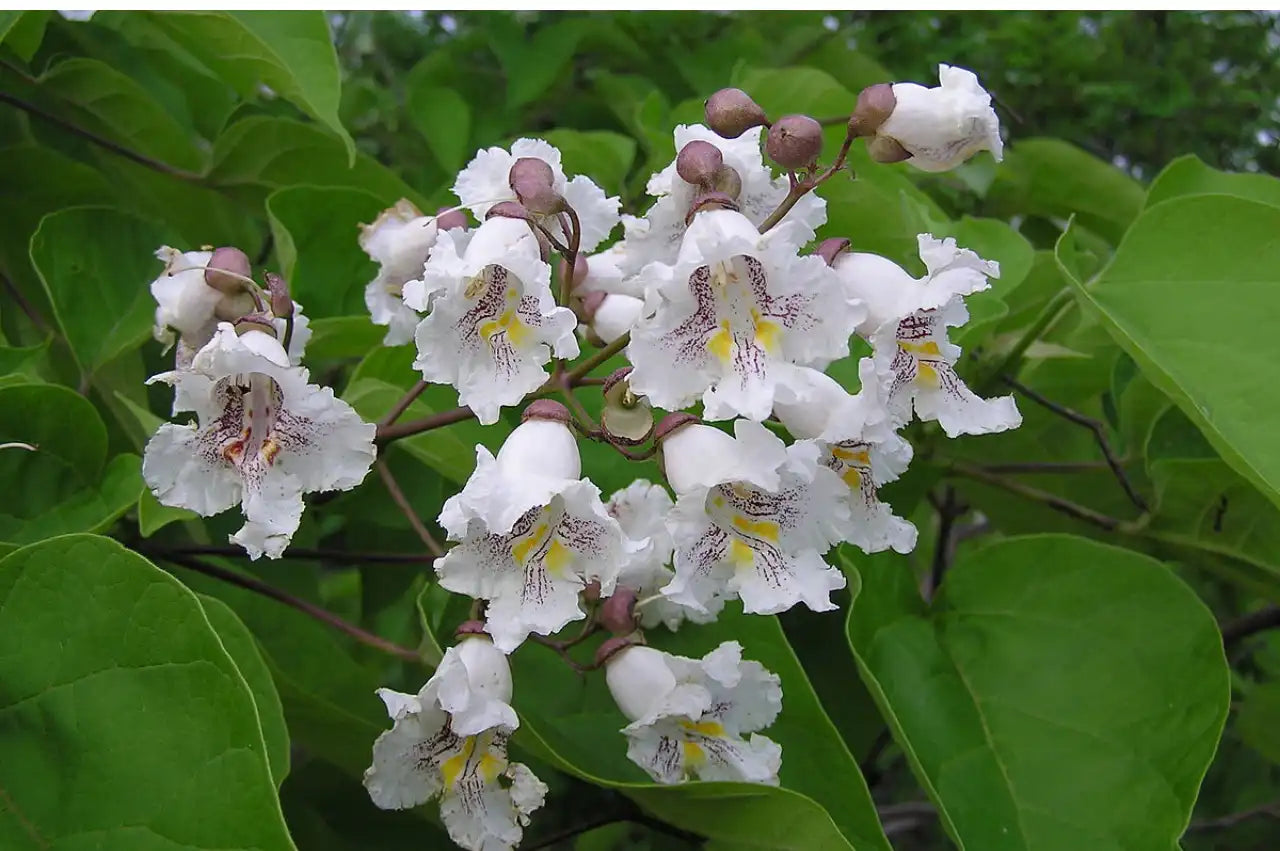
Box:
[618,124,826,275]
[142,324,376,559]
[660,420,849,617]
[878,64,1003,173]
[452,137,620,252]
[591,294,644,344]
[363,645,546,851]
[359,199,445,345]
[604,642,782,785]
[627,209,859,422]
[409,217,579,425]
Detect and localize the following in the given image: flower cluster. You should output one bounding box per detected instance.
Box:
[140,63,1015,850]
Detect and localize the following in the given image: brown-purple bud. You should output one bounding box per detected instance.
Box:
[514,180,567,217]
[204,246,252,295]
[435,206,468,232]
[676,140,724,186]
[704,87,769,139]
[816,237,851,267]
[594,634,642,669]
[487,201,530,221]
[711,164,742,200]
[508,157,555,192]
[582,580,602,604]
[653,412,699,443]
[575,290,606,323]
[559,254,589,290]
[867,134,911,164]
[454,619,488,638]
[848,83,897,137]
[265,272,293,319]
[685,190,740,225]
[766,114,823,170]
[521,399,571,424]
[233,313,276,337]
[598,588,639,635]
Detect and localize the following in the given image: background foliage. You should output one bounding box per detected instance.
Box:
[1,10,1279,851]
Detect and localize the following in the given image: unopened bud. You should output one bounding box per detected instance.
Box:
[704,87,768,139]
[653,412,699,444]
[848,83,897,137]
[711,164,742,200]
[594,634,642,669]
[599,588,639,635]
[204,246,252,295]
[559,254,589,290]
[816,237,851,267]
[685,190,739,225]
[487,201,530,221]
[435,206,468,231]
[867,134,911,164]
[521,398,571,424]
[766,114,823,169]
[508,157,555,192]
[233,313,276,337]
[455,619,488,638]
[675,140,724,186]
[582,580,602,604]
[265,272,293,319]
[575,290,606,323]
[515,182,567,217]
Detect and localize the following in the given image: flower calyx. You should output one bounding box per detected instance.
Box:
[598,586,639,635]
[765,114,823,170]
[204,246,252,295]
[848,82,897,137]
[594,632,645,669]
[601,367,654,445]
[704,87,769,139]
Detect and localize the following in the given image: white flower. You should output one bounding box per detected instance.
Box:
[628,209,859,422]
[435,411,631,652]
[453,137,620,252]
[573,243,641,298]
[607,481,706,631]
[774,362,917,554]
[659,420,848,617]
[617,125,826,275]
[590,293,644,344]
[835,233,1001,337]
[364,637,546,851]
[142,324,375,559]
[876,64,1003,172]
[604,642,782,785]
[150,246,310,371]
[359,200,448,346]
[404,217,578,426]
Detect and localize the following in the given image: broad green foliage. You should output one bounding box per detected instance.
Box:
[847,536,1229,850]
[0,535,296,850]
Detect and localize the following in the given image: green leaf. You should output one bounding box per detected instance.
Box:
[343,377,474,484]
[1071,195,1280,511]
[408,83,471,175]
[1236,682,1280,766]
[267,185,386,318]
[0,381,106,499]
[0,10,49,60]
[30,206,176,377]
[306,315,386,362]
[0,337,48,377]
[943,216,1035,346]
[511,607,890,851]
[820,178,932,271]
[847,535,1228,851]
[198,594,292,787]
[0,452,144,546]
[489,17,585,109]
[138,486,199,537]
[541,129,637,198]
[151,11,354,161]
[1145,155,1280,210]
[988,138,1144,244]
[0,535,296,850]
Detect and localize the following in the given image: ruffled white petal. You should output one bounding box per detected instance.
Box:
[591,293,644,344]
[425,637,519,738]
[879,64,1003,172]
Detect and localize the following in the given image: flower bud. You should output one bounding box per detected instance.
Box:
[815,237,851,267]
[675,140,724,186]
[582,579,602,604]
[704,87,768,139]
[513,180,567,217]
[521,398,572,424]
[603,644,673,721]
[204,246,252,295]
[595,634,646,673]
[684,190,740,225]
[847,83,897,137]
[559,254,589,291]
[575,289,607,324]
[711,164,743,200]
[486,201,530,221]
[434,206,468,232]
[598,587,639,635]
[766,114,823,170]
[265,272,293,319]
[233,313,277,337]
[873,64,1003,172]
[601,366,654,445]
[867,135,911,164]
[508,157,556,192]
[455,619,488,637]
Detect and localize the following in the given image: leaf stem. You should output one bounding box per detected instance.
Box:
[378,379,429,429]
[375,458,445,558]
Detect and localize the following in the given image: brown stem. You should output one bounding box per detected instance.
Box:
[376,459,445,558]
[757,131,855,234]
[1186,798,1280,832]
[947,462,1122,531]
[0,270,47,332]
[379,380,429,429]
[149,551,422,663]
[376,405,476,445]
[927,487,967,599]
[976,460,1127,474]
[566,333,629,383]
[528,633,589,674]
[1221,606,1280,649]
[155,543,435,565]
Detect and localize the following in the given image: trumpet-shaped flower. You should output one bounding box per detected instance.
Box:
[360,200,450,345]
[364,635,546,850]
[453,137,620,252]
[404,216,578,425]
[659,419,848,617]
[142,324,375,559]
[875,64,1003,172]
[628,209,859,422]
[607,480,706,631]
[435,410,631,652]
[604,641,782,785]
[617,124,826,275]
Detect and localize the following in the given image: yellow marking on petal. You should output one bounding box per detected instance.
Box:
[900,340,941,357]
[441,736,477,788]
[260,439,281,465]
[479,303,530,349]
[915,361,939,387]
[751,309,781,354]
[683,719,726,737]
[729,537,756,569]
[840,467,864,489]
[511,522,550,565]
[543,538,572,577]
[831,445,870,466]
[731,514,780,543]
[682,740,706,766]
[477,751,504,783]
[707,321,733,363]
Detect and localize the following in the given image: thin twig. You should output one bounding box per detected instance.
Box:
[528,634,589,674]
[376,405,476,444]
[1002,375,1148,511]
[153,543,435,565]
[566,333,630,383]
[977,460,1126,474]
[376,459,445,558]
[879,801,937,837]
[149,551,422,663]
[757,130,856,233]
[0,91,205,182]
[1221,606,1280,649]
[379,379,429,429]
[1186,798,1280,832]
[927,487,967,599]
[0,270,47,332]
[947,463,1122,531]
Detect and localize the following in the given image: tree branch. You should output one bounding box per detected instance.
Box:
[566,333,630,384]
[379,379,429,429]
[150,543,435,565]
[376,458,445,558]
[927,486,967,599]
[946,462,1122,531]
[1186,798,1280,832]
[375,404,476,445]
[1221,606,1280,649]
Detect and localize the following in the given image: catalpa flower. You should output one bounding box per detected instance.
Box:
[435,403,631,652]
[603,640,782,785]
[404,216,578,426]
[142,324,375,559]
[774,361,917,555]
[657,417,848,617]
[628,209,859,422]
[359,200,458,346]
[453,137,620,252]
[607,480,706,631]
[617,124,826,275]
[874,64,1003,172]
[365,633,546,850]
